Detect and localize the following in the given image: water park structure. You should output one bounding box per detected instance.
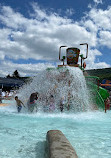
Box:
[56,43,109,112]
[43,44,111,157]
[58,43,88,70]
[0,43,111,158]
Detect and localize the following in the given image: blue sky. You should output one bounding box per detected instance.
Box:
[0,0,111,77]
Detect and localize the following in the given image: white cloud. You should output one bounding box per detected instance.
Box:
[93,0,103,5]
[0,4,97,62]
[88,0,103,8]
[99,31,111,48]
[86,49,102,63]
[86,62,110,70]
[88,8,111,30]
[0,3,111,76]
[82,20,97,32]
[0,6,28,29]
[0,61,55,77]
[83,6,111,49]
[66,8,75,16]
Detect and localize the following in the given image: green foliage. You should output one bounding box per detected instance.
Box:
[86,68,111,82]
[6,74,11,78]
[12,70,20,78]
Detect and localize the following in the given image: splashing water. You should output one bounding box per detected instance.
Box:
[1,67,111,158]
[18,66,91,113]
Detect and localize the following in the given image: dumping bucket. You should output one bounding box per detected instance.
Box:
[66,48,80,65]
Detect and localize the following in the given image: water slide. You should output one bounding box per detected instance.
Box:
[85,76,109,110]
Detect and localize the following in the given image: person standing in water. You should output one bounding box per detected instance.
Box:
[43,97,49,112]
[105,97,110,110]
[27,92,39,112]
[15,96,25,113]
[0,89,2,103]
[59,97,65,112]
[49,95,55,112]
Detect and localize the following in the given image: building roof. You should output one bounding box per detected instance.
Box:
[0,77,24,88]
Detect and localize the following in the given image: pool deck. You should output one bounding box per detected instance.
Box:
[0,103,9,106]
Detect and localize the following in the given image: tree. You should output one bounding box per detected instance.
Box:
[12,70,20,78]
[6,74,11,78]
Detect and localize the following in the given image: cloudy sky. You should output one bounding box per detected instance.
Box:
[0,0,111,77]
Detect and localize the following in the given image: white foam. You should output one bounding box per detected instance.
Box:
[17,67,91,113]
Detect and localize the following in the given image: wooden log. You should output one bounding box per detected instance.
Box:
[46,130,78,158]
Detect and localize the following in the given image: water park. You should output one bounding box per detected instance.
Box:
[0,44,111,158]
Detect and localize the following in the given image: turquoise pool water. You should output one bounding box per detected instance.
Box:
[0,103,111,158]
[0,68,111,158]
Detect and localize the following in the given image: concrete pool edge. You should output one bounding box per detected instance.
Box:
[46,130,78,158]
[0,103,9,106]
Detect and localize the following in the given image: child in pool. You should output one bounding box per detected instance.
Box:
[59,96,65,112]
[27,92,39,112]
[49,95,55,112]
[43,97,49,112]
[105,97,110,110]
[15,96,25,113]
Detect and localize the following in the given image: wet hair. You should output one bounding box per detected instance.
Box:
[15,96,18,99]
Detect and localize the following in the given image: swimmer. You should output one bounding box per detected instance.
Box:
[27,92,39,112]
[105,97,110,110]
[0,89,2,103]
[67,91,71,110]
[15,96,25,113]
[43,97,49,112]
[59,97,65,112]
[49,95,55,112]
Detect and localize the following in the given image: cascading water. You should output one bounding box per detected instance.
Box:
[18,66,91,113]
[1,67,111,158]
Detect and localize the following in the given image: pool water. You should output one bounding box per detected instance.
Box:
[0,67,110,158]
[0,104,111,158]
